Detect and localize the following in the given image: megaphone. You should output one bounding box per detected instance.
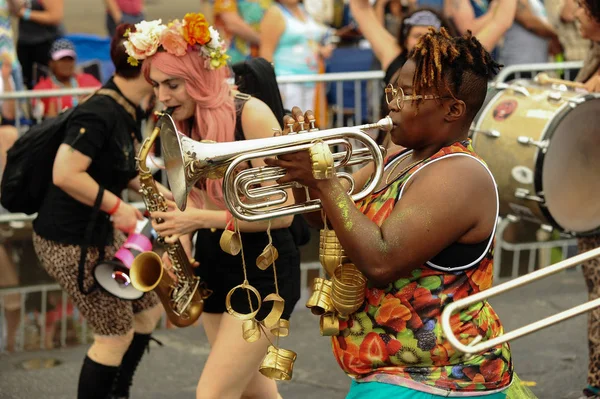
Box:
[93,219,157,300]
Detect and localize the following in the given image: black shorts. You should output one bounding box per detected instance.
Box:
[194,228,301,321]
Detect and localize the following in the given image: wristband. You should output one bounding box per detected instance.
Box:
[22,8,31,20]
[107,198,121,216]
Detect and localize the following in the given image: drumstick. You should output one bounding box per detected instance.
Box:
[535,73,586,89]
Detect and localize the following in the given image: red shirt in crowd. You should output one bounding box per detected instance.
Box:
[32,73,101,117]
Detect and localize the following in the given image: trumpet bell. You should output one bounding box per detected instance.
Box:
[159,115,190,211]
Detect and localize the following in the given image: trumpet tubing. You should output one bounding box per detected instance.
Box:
[159,114,392,221]
[441,246,600,355]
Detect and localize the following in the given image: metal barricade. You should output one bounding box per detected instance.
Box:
[493,218,580,282]
[494,61,584,83]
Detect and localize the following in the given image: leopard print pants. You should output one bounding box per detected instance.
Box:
[32,232,159,336]
[579,234,600,388]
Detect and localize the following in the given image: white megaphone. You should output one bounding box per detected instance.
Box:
[93,219,157,300]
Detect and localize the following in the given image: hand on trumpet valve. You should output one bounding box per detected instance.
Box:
[265,149,324,190]
[282,106,317,135]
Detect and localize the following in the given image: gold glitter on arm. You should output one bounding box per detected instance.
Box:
[334,191,354,231]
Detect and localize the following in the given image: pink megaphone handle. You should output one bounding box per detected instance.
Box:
[114,247,135,269]
[123,233,153,253]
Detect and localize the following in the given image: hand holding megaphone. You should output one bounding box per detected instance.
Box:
[93,218,157,300]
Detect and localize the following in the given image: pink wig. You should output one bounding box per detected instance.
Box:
[143,51,236,209]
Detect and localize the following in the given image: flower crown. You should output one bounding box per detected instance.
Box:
[123,13,228,70]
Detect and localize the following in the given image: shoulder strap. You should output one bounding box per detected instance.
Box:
[95,88,137,121]
[234,93,251,141]
[77,185,107,295]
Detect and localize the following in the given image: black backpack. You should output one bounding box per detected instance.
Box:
[0,89,125,215]
[0,107,76,215]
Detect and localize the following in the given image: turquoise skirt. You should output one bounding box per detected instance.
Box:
[345,380,508,399]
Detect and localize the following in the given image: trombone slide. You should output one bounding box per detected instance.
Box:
[441,246,600,355]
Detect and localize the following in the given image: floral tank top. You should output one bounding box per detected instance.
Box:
[331,139,513,396]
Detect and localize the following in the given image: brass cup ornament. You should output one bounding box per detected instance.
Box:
[319,229,349,276]
[309,141,334,180]
[259,345,297,381]
[256,244,279,270]
[242,319,261,343]
[305,278,335,315]
[331,264,367,317]
[220,230,241,256]
[270,319,290,337]
[320,313,340,336]
[225,282,262,321]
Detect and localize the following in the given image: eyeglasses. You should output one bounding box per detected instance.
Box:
[384,84,444,109]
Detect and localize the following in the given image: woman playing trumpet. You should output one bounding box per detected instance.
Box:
[267,28,535,398]
[124,13,301,399]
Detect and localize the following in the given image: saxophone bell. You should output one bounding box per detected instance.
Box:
[129,251,204,328]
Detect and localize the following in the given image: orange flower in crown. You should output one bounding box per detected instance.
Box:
[182,13,211,46]
[123,12,228,69]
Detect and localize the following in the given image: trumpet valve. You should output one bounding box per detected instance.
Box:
[286,122,296,134]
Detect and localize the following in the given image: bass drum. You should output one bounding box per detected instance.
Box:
[471,81,600,236]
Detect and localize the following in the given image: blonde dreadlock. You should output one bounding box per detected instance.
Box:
[408,28,501,116]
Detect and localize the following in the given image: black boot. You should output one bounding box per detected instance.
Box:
[77,356,119,399]
[109,333,160,399]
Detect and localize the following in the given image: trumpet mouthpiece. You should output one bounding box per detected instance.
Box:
[377,116,394,132]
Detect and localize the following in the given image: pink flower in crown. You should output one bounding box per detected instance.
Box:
[124,19,166,60]
[161,20,188,57]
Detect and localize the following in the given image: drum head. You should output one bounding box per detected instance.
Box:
[542,96,600,234]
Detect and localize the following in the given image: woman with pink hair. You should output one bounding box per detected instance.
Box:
[125,13,301,399]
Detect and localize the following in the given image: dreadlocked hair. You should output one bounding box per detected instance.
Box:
[408,28,501,119]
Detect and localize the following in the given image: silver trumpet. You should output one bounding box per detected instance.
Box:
[441,246,600,355]
[159,114,392,222]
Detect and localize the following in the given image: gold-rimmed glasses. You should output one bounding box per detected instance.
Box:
[384,84,444,109]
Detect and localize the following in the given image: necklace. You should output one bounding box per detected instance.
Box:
[384,152,426,185]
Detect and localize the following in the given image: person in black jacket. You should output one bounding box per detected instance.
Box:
[32,24,169,399]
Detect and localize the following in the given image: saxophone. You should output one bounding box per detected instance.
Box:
[129,110,210,328]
